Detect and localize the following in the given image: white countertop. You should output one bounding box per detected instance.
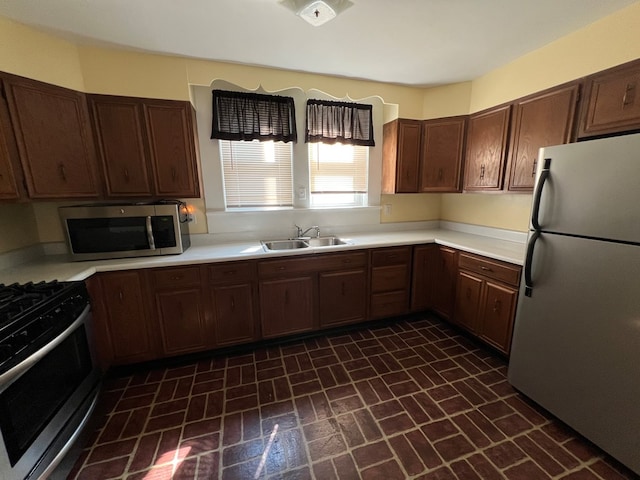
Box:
[0,229,527,284]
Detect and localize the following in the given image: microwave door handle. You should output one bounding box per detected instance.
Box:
[146,216,156,250]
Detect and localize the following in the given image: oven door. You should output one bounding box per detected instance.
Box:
[0,306,101,480]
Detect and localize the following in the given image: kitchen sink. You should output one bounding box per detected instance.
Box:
[261,240,309,251]
[261,236,351,251]
[306,236,350,247]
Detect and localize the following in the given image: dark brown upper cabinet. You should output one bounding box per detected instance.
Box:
[579,58,640,138]
[382,118,421,193]
[419,116,467,192]
[463,105,512,192]
[0,82,24,200]
[90,95,200,199]
[506,82,580,192]
[89,95,153,197]
[144,100,200,198]
[3,74,100,199]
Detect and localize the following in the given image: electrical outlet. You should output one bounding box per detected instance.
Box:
[383,204,392,215]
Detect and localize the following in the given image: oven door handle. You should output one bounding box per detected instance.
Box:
[0,305,91,387]
[146,216,156,250]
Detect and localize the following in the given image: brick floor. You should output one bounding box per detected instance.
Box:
[68,315,638,479]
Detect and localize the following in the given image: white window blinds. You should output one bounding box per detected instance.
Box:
[220,140,293,208]
[308,142,369,207]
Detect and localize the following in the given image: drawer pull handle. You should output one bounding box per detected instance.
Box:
[118,290,123,301]
[231,295,235,310]
[224,270,236,275]
[341,282,346,296]
[278,266,286,271]
[493,299,501,313]
[171,275,183,281]
[480,164,485,179]
[480,266,493,272]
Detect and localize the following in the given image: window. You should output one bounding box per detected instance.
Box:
[219,140,293,208]
[308,142,369,207]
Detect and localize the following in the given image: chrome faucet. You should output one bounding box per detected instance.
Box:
[294,224,320,238]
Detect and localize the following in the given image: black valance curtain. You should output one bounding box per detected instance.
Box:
[306,99,375,146]
[211,90,297,143]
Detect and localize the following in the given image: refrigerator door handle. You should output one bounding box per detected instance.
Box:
[531,158,552,231]
[524,230,541,297]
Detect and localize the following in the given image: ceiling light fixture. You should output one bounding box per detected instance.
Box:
[279,0,354,27]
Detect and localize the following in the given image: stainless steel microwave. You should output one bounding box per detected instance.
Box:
[59,203,190,261]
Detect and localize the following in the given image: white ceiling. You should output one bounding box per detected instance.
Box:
[0,0,637,87]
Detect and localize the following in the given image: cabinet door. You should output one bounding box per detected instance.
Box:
[478,281,518,354]
[579,59,640,137]
[419,117,466,192]
[411,244,438,311]
[507,84,579,191]
[155,288,210,356]
[4,76,99,198]
[463,105,511,191]
[211,282,258,346]
[93,271,156,365]
[89,95,152,197]
[260,276,315,338]
[383,119,421,193]
[319,269,367,327]
[144,101,200,197]
[432,246,457,320]
[454,271,483,333]
[0,84,21,200]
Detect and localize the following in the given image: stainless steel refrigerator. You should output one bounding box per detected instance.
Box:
[508,133,640,475]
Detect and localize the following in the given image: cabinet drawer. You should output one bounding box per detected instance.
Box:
[209,261,256,284]
[258,256,317,277]
[371,265,409,293]
[458,253,521,287]
[371,247,412,267]
[150,266,201,288]
[370,291,408,318]
[316,252,367,271]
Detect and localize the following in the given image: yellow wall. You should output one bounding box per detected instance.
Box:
[470,1,640,112]
[380,194,441,223]
[0,17,84,90]
[0,203,39,251]
[2,2,640,252]
[439,1,640,232]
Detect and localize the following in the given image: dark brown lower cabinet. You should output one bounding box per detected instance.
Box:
[370,247,412,319]
[431,246,458,320]
[259,276,315,338]
[454,252,521,354]
[319,269,367,327]
[87,271,157,367]
[148,266,211,356]
[154,288,209,356]
[208,261,259,346]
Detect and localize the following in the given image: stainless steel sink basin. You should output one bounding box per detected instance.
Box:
[306,236,349,247]
[262,240,309,251]
[261,236,351,251]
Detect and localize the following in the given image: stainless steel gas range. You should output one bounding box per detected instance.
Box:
[0,281,101,480]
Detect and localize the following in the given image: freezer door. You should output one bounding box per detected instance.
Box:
[509,232,640,475]
[533,132,640,244]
